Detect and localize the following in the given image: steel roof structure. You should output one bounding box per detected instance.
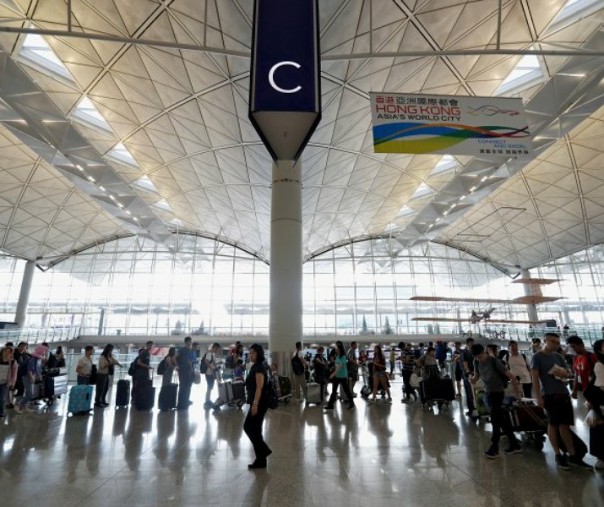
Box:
[0,0,602,275]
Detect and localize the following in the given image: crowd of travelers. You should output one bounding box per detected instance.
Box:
[1,332,603,472]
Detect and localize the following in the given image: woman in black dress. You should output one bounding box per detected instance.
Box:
[243,343,272,469]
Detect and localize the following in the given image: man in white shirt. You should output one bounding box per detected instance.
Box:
[76,346,94,385]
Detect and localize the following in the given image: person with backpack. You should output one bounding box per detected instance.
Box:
[158,347,178,386]
[291,341,307,402]
[95,343,121,408]
[471,343,522,459]
[507,340,532,398]
[243,343,272,469]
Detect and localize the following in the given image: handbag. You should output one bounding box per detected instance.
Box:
[409,373,421,389]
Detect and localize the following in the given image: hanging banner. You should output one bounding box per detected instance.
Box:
[370,92,532,158]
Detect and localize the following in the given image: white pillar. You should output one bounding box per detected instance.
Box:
[15,259,36,328]
[269,159,302,375]
[521,269,539,323]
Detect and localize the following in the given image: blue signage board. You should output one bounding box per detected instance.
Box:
[249,0,321,161]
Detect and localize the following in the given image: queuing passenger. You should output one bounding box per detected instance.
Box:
[347,341,359,397]
[243,343,272,470]
[486,344,498,358]
[95,344,121,408]
[370,345,392,404]
[471,344,522,459]
[389,347,396,376]
[401,344,417,402]
[313,346,328,404]
[531,338,542,354]
[41,342,58,369]
[507,340,532,398]
[176,337,194,410]
[54,346,66,368]
[452,341,463,399]
[204,343,221,405]
[133,348,153,400]
[15,344,48,414]
[161,347,178,386]
[13,342,29,397]
[291,341,307,402]
[435,340,448,369]
[76,345,95,385]
[324,341,355,410]
[531,333,592,470]
[233,359,245,382]
[0,347,17,418]
[566,335,597,402]
[588,339,604,470]
[461,337,477,417]
[418,347,440,380]
[1,344,18,409]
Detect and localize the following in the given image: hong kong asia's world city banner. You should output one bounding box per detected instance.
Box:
[370,92,533,158]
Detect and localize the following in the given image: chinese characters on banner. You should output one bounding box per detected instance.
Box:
[370,92,533,158]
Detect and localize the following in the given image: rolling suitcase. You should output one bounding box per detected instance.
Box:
[115,379,130,408]
[506,403,547,432]
[68,385,94,415]
[216,381,234,406]
[134,379,155,411]
[158,383,178,411]
[278,376,292,401]
[231,381,246,407]
[420,378,455,405]
[306,383,322,405]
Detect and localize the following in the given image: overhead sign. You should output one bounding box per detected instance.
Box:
[249,0,321,161]
[370,92,533,158]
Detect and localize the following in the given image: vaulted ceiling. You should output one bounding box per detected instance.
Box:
[0,0,602,274]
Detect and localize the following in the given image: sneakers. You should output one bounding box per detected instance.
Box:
[13,406,24,414]
[386,398,393,404]
[484,447,500,459]
[595,459,604,470]
[556,454,570,471]
[504,444,523,455]
[568,455,594,470]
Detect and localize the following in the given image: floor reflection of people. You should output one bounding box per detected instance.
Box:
[153,412,176,467]
[86,411,105,475]
[64,417,91,483]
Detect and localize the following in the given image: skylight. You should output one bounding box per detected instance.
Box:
[496,53,544,95]
[397,205,415,218]
[134,175,158,193]
[550,0,601,26]
[107,142,138,167]
[429,155,458,176]
[153,199,173,213]
[20,33,73,81]
[410,182,434,200]
[72,96,113,132]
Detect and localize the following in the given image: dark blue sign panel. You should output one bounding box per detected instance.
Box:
[249,0,321,161]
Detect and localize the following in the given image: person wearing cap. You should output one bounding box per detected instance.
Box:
[15,344,48,414]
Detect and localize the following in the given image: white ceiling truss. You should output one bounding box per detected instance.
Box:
[0,0,601,275]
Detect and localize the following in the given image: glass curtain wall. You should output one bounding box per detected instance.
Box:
[1,237,604,337]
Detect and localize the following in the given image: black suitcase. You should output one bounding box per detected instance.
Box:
[590,424,604,460]
[232,381,246,403]
[134,379,155,411]
[158,383,178,411]
[116,379,130,408]
[420,378,455,403]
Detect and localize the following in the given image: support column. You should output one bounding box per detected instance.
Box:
[269,159,302,375]
[15,259,35,328]
[521,268,539,322]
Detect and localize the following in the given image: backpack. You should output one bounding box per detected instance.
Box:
[157,358,167,375]
[128,360,136,376]
[199,353,209,374]
[491,357,510,388]
[291,353,304,375]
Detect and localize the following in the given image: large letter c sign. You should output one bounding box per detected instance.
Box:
[268,61,302,94]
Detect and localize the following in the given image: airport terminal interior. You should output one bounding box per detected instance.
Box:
[1,0,604,505]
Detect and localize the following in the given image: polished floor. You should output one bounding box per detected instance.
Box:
[0,380,602,507]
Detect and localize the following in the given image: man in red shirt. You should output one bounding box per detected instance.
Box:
[566,335,597,400]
